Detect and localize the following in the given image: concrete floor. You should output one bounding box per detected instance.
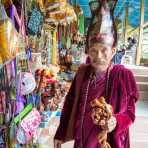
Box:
[35,100,148,148]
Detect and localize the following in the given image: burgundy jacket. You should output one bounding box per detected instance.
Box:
[54,64,139,148]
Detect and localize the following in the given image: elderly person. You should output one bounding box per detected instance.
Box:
[54,0,139,148]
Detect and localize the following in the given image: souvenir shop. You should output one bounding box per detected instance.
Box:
[0,0,85,147]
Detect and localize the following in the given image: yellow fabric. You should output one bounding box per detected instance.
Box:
[46,1,77,22]
[9,141,15,148]
[48,11,65,20]
[52,31,57,65]
[0,56,2,64]
[37,0,45,8]
[46,0,66,3]
[0,18,18,62]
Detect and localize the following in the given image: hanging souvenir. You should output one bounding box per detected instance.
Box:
[14,103,33,125]
[28,4,43,34]
[78,15,84,35]
[18,72,36,96]
[52,31,57,65]
[0,4,25,63]
[0,127,6,147]
[0,5,12,62]
[56,31,59,64]
[46,2,60,12]
[3,0,13,8]
[15,95,25,115]
[37,0,45,8]
[7,59,17,101]
[0,68,6,115]
[0,91,6,125]
[16,108,41,144]
[48,31,52,64]
[9,122,17,148]
[58,25,62,49]
[3,65,13,124]
[0,67,6,125]
[0,56,2,65]
[11,4,26,48]
[16,127,27,144]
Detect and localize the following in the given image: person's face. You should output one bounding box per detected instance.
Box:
[88,43,115,71]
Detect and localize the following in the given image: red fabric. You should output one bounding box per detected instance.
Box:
[0,91,6,113]
[55,64,139,148]
[108,65,139,148]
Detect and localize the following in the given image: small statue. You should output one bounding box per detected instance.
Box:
[90,96,112,148]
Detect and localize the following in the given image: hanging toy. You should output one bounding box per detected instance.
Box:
[90,97,112,148]
[18,72,36,96]
[0,5,19,62]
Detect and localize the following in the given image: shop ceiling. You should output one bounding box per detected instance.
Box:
[78,0,148,28]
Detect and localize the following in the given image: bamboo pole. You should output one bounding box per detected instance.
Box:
[124,6,129,45]
[136,0,145,65]
[117,21,148,36]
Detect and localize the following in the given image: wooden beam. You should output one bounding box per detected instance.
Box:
[136,0,144,65]
[128,21,148,36]
[124,6,129,45]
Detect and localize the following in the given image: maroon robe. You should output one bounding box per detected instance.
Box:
[54,64,139,148]
[74,69,106,148]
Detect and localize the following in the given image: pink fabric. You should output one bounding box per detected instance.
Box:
[108,65,139,148]
[0,91,6,113]
[55,64,139,148]
[12,4,26,40]
[20,108,41,141]
[74,71,106,148]
[85,56,91,64]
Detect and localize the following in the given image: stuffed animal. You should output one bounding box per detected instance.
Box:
[90,96,112,148]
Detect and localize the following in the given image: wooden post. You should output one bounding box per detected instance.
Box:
[136,0,144,65]
[124,6,129,45]
[128,21,148,36]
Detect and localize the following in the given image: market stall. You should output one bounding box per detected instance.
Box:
[0,0,85,147]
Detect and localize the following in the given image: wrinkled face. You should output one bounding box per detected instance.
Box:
[88,43,115,71]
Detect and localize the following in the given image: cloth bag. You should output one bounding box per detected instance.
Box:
[28,4,43,34]
[0,5,13,62]
[18,72,36,96]
[16,108,41,144]
[0,4,26,63]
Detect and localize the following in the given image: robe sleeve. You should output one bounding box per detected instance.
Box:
[54,76,76,140]
[113,69,139,134]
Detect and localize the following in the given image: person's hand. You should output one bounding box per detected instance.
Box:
[107,116,117,132]
[91,108,101,125]
[54,139,63,148]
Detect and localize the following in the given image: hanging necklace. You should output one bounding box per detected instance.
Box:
[80,64,113,148]
[80,73,92,148]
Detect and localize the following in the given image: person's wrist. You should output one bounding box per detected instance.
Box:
[107,116,117,132]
